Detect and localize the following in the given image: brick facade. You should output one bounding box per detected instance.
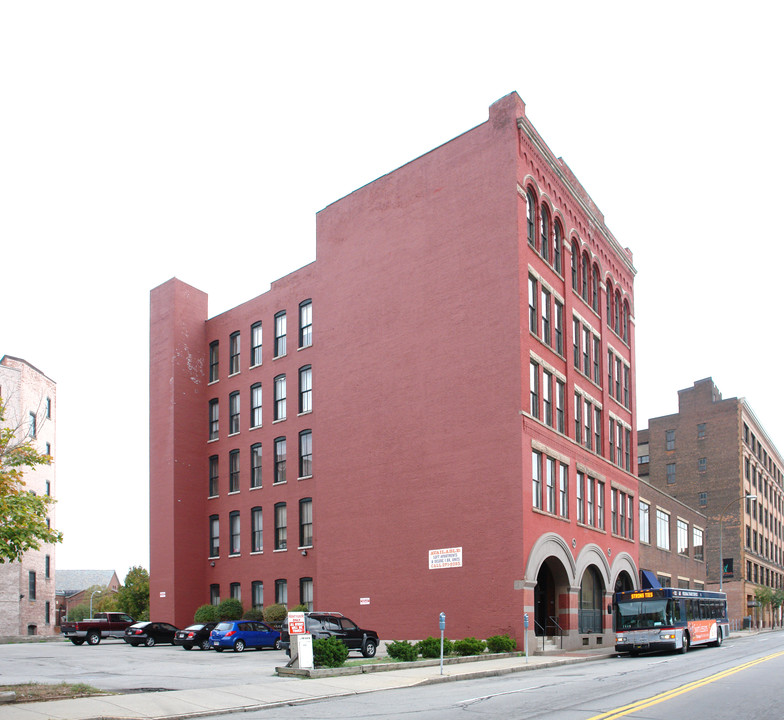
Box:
[641,378,784,626]
[150,93,639,649]
[0,356,57,637]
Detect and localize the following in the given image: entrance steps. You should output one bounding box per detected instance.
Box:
[533,636,561,654]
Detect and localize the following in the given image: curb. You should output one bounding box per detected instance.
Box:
[275,651,528,678]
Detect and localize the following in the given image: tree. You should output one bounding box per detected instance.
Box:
[0,398,63,562]
[116,566,150,620]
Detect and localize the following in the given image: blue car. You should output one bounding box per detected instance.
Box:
[210,621,281,653]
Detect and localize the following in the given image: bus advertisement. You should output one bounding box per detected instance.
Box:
[613,587,728,655]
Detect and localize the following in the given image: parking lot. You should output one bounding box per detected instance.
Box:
[0,638,290,692]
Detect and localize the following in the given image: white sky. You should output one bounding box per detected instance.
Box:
[2,2,782,580]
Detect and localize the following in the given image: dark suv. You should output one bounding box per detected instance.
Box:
[281,612,379,658]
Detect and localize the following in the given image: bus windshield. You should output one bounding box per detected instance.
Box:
[615,599,677,630]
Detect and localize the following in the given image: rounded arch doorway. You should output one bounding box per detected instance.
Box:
[534,558,569,636]
[579,566,605,634]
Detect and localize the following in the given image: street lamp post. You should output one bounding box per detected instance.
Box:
[89,589,101,619]
[719,493,756,592]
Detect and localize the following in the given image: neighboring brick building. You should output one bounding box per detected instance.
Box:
[149,92,640,649]
[55,570,121,623]
[0,356,57,637]
[635,460,708,590]
[641,378,784,626]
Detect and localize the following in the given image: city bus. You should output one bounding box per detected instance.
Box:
[613,587,728,655]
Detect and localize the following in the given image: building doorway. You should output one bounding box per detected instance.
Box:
[579,566,604,633]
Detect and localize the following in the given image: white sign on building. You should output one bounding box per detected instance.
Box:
[428,547,463,569]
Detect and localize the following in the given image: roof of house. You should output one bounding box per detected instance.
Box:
[56,569,120,595]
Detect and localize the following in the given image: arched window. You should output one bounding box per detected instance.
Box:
[571,241,580,291]
[591,265,600,313]
[526,190,536,249]
[540,206,550,263]
[579,566,605,633]
[606,278,613,322]
[614,289,621,334]
[622,300,630,342]
[553,222,563,274]
[581,252,590,302]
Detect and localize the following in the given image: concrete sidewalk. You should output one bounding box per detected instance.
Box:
[0,650,613,720]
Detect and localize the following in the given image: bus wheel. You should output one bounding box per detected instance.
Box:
[712,630,722,647]
[680,633,689,654]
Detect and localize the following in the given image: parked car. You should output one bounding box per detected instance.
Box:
[210,621,281,653]
[280,612,379,657]
[174,622,217,650]
[123,621,179,647]
[61,612,136,646]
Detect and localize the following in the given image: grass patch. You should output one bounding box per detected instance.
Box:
[0,682,107,703]
[343,657,388,667]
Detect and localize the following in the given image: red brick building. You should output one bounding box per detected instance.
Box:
[149,92,639,649]
[640,378,784,627]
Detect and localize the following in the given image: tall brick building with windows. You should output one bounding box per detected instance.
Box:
[150,92,640,648]
[640,378,784,626]
[0,356,57,637]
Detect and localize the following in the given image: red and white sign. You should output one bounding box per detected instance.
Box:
[360,597,370,605]
[428,547,463,569]
[288,612,306,635]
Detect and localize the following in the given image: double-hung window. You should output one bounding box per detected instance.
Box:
[251,507,263,552]
[229,392,240,434]
[250,383,262,428]
[299,300,312,349]
[542,370,552,427]
[209,399,219,440]
[530,362,539,419]
[532,451,542,509]
[229,449,239,493]
[541,289,551,345]
[209,341,219,382]
[209,455,219,497]
[299,366,312,414]
[274,503,287,550]
[229,511,240,555]
[299,430,312,478]
[250,322,262,366]
[274,375,286,421]
[299,498,313,547]
[250,443,262,488]
[274,311,287,357]
[209,515,219,557]
[229,332,240,375]
[529,277,538,334]
[274,437,286,484]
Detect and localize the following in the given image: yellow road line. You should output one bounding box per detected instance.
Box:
[586,651,784,720]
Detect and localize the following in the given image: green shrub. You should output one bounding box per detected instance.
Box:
[242,608,265,621]
[263,603,288,624]
[289,604,309,613]
[386,640,418,661]
[313,636,349,668]
[194,604,220,623]
[453,637,486,656]
[416,636,453,658]
[486,634,516,653]
[218,598,244,621]
[68,603,91,622]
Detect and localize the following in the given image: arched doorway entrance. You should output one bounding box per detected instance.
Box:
[579,566,605,633]
[534,563,555,636]
[534,558,569,636]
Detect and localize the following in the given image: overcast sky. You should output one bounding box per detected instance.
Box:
[2,2,782,580]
